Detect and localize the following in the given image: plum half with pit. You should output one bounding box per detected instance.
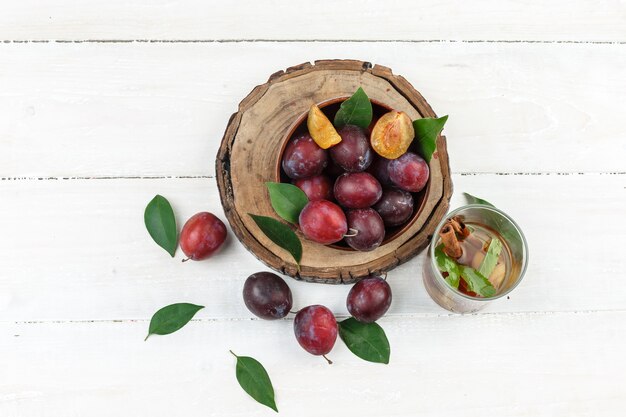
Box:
[299,200,347,245]
[346,276,392,323]
[281,133,328,179]
[329,125,373,172]
[388,152,429,192]
[334,172,382,209]
[180,212,227,261]
[294,305,337,363]
[243,272,293,320]
[345,209,385,252]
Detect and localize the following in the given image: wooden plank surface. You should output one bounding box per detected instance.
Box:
[1,173,623,321]
[1,2,625,416]
[1,0,625,41]
[2,311,624,417]
[1,42,625,178]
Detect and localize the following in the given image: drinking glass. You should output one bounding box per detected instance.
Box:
[422,204,529,313]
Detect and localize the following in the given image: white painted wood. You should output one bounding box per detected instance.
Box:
[0,0,624,41]
[1,42,625,178]
[1,173,623,321]
[2,2,625,414]
[2,312,624,416]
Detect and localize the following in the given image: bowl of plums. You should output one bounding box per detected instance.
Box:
[216,60,452,283]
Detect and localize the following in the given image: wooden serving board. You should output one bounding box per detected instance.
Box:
[216,60,452,283]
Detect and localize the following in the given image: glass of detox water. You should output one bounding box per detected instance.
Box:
[422,204,529,313]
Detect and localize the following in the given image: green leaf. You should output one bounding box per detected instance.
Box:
[338,318,390,364]
[435,244,495,296]
[462,194,521,248]
[463,192,495,207]
[413,115,448,162]
[478,238,503,278]
[266,182,308,224]
[460,266,496,298]
[435,244,461,289]
[145,303,204,340]
[231,351,278,412]
[334,87,373,129]
[144,194,178,257]
[249,214,302,265]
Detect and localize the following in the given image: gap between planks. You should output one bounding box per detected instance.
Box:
[6,309,626,326]
[1,172,625,181]
[2,39,626,45]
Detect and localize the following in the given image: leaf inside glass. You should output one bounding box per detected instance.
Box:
[478,238,503,278]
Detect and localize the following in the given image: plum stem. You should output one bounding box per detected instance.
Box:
[181,258,190,263]
[343,228,359,238]
[322,355,333,365]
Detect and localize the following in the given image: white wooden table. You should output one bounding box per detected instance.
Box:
[1,2,625,416]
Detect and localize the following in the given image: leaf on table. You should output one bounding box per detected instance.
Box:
[460,266,496,298]
[463,194,521,249]
[144,194,178,257]
[334,87,373,129]
[413,115,448,162]
[338,317,390,364]
[463,192,495,207]
[249,214,302,266]
[478,237,503,278]
[435,244,461,289]
[266,182,308,224]
[145,303,204,340]
[231,351,278,412]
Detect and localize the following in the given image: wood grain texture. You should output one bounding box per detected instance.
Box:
[217,60,451,282]
[2,311,625,417]
[1,42,625,178]
[1,174,624,321]
[0,0,624,41]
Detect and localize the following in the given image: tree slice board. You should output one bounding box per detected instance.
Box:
[216,60,452,283]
